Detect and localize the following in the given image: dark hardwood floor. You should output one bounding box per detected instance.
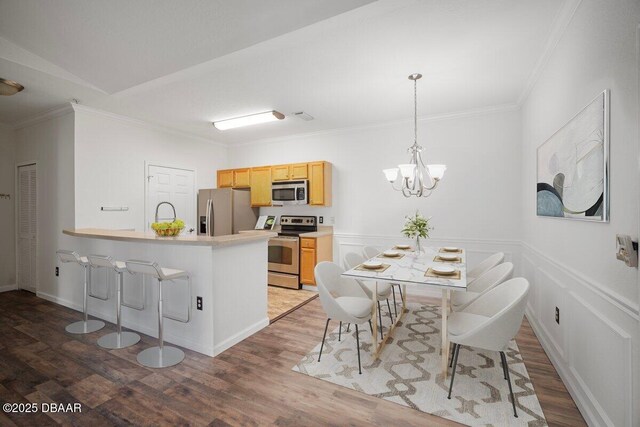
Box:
[0,290,585,426]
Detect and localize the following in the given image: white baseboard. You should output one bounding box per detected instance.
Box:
[213,317,270,356]
[0,284,17,293]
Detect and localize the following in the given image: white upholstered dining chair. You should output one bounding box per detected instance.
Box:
[362,245,403,319]
[315,261,374,374]
[466,252,505,283]
[451,262,514,311]
[343,252,395,339]
[447,277,530,418]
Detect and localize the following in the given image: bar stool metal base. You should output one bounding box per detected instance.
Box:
[137,346,184,368]
[98,331,141,349]
[65,319,105,334]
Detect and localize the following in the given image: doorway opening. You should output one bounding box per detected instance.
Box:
[16,162,37,293]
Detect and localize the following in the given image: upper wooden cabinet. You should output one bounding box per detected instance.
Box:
[309,161,332,206]
[271,163,308,181]
[217,169,234,188]
[250,167,272,207]
[233,168,251,188]
[216,161,331,206]
[271,164,290,181]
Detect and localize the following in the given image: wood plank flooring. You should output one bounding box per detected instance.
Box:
[0,290,585,426]
[267,286,317,323]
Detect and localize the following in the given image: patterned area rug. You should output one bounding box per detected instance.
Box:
[293,303,547,426]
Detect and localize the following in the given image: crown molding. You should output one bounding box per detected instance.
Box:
[232,103,520,148]
[516,0,583,106]
[12,104,74,130]
[68,104,226,148]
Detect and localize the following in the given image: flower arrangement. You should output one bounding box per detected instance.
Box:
[402,211,432,253]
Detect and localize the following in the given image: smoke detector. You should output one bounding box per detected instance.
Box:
[292,111,314,121]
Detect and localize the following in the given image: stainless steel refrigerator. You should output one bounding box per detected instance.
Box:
[197,188,259,236]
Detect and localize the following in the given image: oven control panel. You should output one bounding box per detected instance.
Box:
[280,216,316,226]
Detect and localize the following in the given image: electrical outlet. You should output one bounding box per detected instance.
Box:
[55,267,59,277]
[330,216,335,225]
[319,216,324,224]
[555,307,560,324]
[196,296,203,311]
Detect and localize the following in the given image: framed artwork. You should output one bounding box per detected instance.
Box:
[536,90,609,222]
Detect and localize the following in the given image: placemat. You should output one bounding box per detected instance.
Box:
[439,248,462,254]
[393,246,413,251]
[425,268,461,280]
[433,256,462,263]
[355,263,391,273]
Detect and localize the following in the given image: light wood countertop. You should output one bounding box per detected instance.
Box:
[63,228,277,247]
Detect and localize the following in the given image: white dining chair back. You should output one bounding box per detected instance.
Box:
[453,277,529,351]
[344,252,366,270]
[468,262,514,294]
[467,252,504,281]
[362,246,380,259]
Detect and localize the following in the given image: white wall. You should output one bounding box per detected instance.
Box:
[229,108,522,242]
[0,125,16,289]
[520,1,640,425]
[14,110,76,303]
[73,106,228,231]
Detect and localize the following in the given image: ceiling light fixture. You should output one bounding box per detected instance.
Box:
[383,73,446,197]
[212,110,285,130]
[0,78,25,96]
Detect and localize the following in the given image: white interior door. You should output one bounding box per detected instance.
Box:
[17,163,37,292]
[147,165,196,233]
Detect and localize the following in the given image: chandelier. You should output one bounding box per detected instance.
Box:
[383,73,446,197]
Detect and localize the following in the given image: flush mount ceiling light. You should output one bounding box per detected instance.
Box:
[383,73,446,198]
[212,110,285,130]
[0,78,25,96]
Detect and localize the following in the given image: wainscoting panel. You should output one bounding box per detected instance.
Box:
[521,243,638,427]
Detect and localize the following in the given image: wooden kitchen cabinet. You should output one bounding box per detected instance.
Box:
[233,168,251,188]
[271,162,308,182]
[271,164,290,181]
[308,161,332,206]
[217,169,234,188]
[250,167,272,207]
[300,234,333,286]
[290,163,308,179]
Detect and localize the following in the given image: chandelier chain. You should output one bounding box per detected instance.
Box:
[414,77,417,146]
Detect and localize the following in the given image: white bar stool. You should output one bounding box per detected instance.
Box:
[125,260,191,368]
[56,250,106,334]
[88,255,142,349]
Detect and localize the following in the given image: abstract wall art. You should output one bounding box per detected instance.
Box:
[536,90,609,221]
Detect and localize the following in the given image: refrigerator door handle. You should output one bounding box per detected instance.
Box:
[209,198,215,236]
[205,199,211,236]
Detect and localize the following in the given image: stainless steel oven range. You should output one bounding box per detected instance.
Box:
[268,215,317,289]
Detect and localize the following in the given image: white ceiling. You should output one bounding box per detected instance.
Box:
[0,0,569,145]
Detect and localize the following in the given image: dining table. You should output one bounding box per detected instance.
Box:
[342,244,468,378]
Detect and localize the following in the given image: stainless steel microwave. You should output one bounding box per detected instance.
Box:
[272,180,308,206]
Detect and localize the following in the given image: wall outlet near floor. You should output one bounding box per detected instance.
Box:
[555,307,560,324]
[196,296,203,311]
[55,267,59,277]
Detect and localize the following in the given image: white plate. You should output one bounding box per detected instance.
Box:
[442,246,459,252]
[363,261,383,269]
[438,253,459,260]
[383,250,400,257]
[432,266,456,275]
[395,244,411,250]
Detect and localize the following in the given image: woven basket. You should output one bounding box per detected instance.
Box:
[153,227,183,237]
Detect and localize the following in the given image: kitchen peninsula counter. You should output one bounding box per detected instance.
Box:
[63,228,277,246]
[61,227,273,357]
